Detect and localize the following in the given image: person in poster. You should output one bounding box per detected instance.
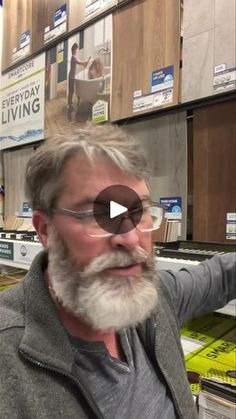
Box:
[67,42,90,115]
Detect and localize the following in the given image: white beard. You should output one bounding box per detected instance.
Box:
[47,227,159,331]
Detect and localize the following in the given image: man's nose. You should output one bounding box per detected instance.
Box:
[109,218,140,251]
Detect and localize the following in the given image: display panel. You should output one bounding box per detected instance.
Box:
[69,0,117,32]
[2,0,32,71]
[111,0,181,121]
[32,0,68,53]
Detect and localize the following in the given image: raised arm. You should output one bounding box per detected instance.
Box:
[159,252,236,326]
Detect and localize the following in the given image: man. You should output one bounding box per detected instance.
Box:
[0,123,235,419]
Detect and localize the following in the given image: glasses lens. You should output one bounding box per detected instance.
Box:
[137,205,164,232]
[84,211,113,237]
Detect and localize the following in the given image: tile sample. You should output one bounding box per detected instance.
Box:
[183,0,214,38]
[3,145,35,220]
[69,0,117,32]
[111,0,181,121]
[213,0,236,94]
[193,100,236,243]
[2,0,32,71]
[122,111,188,239]
[182,30,214,102]
[182,0,236,102]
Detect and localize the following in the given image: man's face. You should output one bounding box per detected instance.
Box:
[52,155,153,268]
[46,155,158,331]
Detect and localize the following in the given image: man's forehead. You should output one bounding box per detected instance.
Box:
[63,154,143,183]
[59,155,149,206]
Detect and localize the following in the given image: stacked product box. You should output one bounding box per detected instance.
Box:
[181,313,235,395]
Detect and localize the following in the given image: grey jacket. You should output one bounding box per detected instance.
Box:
[0,251,235,419]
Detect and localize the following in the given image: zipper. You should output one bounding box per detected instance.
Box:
[19,349,104,419]
[147,320,183,419]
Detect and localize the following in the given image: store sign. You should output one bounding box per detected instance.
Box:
[0,241,14,260]
[0,53,45,149]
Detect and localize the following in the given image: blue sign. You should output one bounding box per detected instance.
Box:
[54,4,67,27]
[151,65,174,93]
[20,30,31,47]
[22,202,32,217]
[159,197,182,220]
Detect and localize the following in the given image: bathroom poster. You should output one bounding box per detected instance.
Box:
[44,13,113,136]
[0,53,45,150]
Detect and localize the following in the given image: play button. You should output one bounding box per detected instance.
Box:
[93,185,143,235]
[110,201,127,219]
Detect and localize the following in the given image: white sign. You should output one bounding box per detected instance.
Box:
[0,54,45,150]
[14,241,42,265]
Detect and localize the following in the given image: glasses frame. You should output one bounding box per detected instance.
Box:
[51,202,167,238]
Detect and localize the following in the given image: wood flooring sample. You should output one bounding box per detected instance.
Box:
[69,0,117,32]
[3,145,35,219]
[32,0,68,53]
[111,0,181,121]
[193,100,236,243]
[2,0,32,71]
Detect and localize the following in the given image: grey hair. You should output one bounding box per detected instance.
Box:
[25,123,149,212]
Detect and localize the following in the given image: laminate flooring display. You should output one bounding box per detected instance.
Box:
[3,145,35,220]
[111,0,181,121]
[193,100,236,243]
[69,0,117,32]
[182,0,236,102]
[32,0,68,53]
[122,111,188,239]
[2,0,32,71]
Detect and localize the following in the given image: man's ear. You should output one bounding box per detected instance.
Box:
[32,211,50,248]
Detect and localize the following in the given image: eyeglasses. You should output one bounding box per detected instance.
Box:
[51,202,166,238]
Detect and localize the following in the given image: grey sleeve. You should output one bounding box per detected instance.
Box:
[158,252,236,326]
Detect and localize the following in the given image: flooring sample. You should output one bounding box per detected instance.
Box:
[182,30,214,102]
[2,0,32,71]
[111,0,181,121]
[193,100,236,243]
[32,0,68,52]
[3,145,35,220]
[69,0,117,32]
[122,111,188,239]
[183,0,214,38]
[213,0,236,94]
[182,0,236,102]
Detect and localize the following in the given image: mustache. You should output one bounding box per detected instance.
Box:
[79,247,152,278]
